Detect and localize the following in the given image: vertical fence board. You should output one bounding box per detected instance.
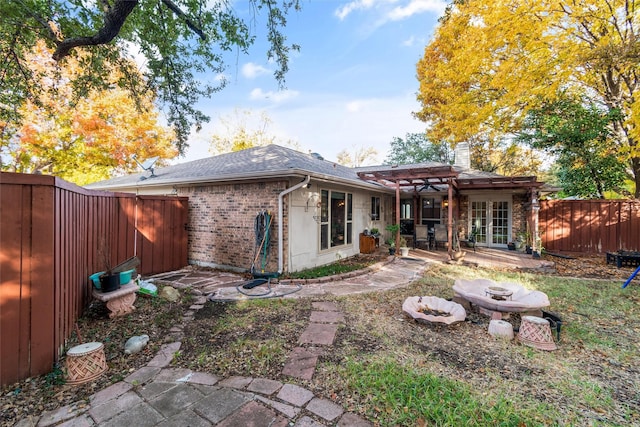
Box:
[17,185,32,381]
[31,185,55,377]
[0,184,27,385]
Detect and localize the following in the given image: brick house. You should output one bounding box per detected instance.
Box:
[87,144,544,273]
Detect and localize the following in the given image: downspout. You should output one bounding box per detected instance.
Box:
[278,175,311,274]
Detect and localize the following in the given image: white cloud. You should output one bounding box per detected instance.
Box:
[346,100,366,112]
[335,0,376,20]
[387,0,447,21]
[249,88,300,103]
[402,35,416,46]
[336,0,446,23]
[242,62,270,79]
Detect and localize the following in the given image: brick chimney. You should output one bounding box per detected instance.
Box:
[454,142,470,169]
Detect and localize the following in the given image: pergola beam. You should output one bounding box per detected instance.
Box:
[356,165,543,260]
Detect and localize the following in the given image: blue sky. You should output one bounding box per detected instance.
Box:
[180,0,447,164]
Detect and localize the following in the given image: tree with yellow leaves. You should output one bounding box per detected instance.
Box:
[1,41,177,185]
[336,146,379,167]
[416,0,640,197]
[209,109,299,155]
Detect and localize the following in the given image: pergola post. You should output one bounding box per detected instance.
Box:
[447,178,453,258]
[531,192,540,256]
[395,181,400,249]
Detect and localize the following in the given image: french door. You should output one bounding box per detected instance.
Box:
[469,198,511,247]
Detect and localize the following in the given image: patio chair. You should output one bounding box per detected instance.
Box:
[433,224,448,250]
[414,225,430,249]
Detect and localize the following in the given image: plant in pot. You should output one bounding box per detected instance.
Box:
[399,236,409,257]
[386,238,396,255]
[385,223,400,256]
[519,230,533,254]
[97,239,120,293]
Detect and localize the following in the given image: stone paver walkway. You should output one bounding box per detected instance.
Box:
[283,301,344,380]
[28,344,371,427]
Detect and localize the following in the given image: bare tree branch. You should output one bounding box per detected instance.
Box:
[52,0,139,60]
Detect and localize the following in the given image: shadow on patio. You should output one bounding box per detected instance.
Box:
[408,246,555,273]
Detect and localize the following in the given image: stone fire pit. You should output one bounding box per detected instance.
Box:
[402,296,466,325]
[452,278,550,313]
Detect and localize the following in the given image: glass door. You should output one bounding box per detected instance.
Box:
[470,201,487,244]
[470,198,511,247]
[491,201,510,245]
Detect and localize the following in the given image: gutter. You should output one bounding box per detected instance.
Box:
[278,175,310,274]
[86,168,385,193]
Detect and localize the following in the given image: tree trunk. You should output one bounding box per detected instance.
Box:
[632,156,640,199]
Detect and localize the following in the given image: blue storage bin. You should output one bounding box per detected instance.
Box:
[89,271,105,289]
[119,269,135,285]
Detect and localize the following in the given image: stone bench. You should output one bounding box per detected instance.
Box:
[92,282,138,318]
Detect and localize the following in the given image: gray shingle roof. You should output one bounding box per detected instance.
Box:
[86,144,376,190]
[87,144,539,192]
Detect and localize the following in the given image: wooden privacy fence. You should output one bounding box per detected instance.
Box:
[0,172,188,386]
[540,199,640,253]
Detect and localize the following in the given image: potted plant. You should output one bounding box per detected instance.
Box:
[399,236,409,257]
[386,239,396,255]
[385,224,400,256]
[370,227,379,237]
[97,238,120,293]
[532,234,544,258]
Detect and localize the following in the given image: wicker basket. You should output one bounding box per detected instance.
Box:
[65,342,108,385]
[517,316,557,351]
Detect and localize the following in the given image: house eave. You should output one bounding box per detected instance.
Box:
[88,168,391,194]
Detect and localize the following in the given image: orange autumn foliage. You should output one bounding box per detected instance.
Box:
[7,41,177,185]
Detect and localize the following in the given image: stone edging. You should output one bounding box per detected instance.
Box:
[277,255,396,285]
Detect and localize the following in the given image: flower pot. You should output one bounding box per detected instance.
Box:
[526,246,532,254]
[507,243,516,251]
[99,274,120,293]
[400,247,409,257]
[389,247,396,256]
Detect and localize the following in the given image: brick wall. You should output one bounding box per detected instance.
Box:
[178,180,287,272]
[511,193,528,241]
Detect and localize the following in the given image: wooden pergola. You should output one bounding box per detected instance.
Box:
[357,165,544,258]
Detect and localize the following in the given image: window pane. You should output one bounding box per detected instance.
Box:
[331,192,345,247]
[321,224,329,250]
[471,201,487,244]
[492,201,509,244]
[321,190,328,222]
[346,194,353,244]
[371,196,380,220]
[422,198,441,220]
[401,200,413,219]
